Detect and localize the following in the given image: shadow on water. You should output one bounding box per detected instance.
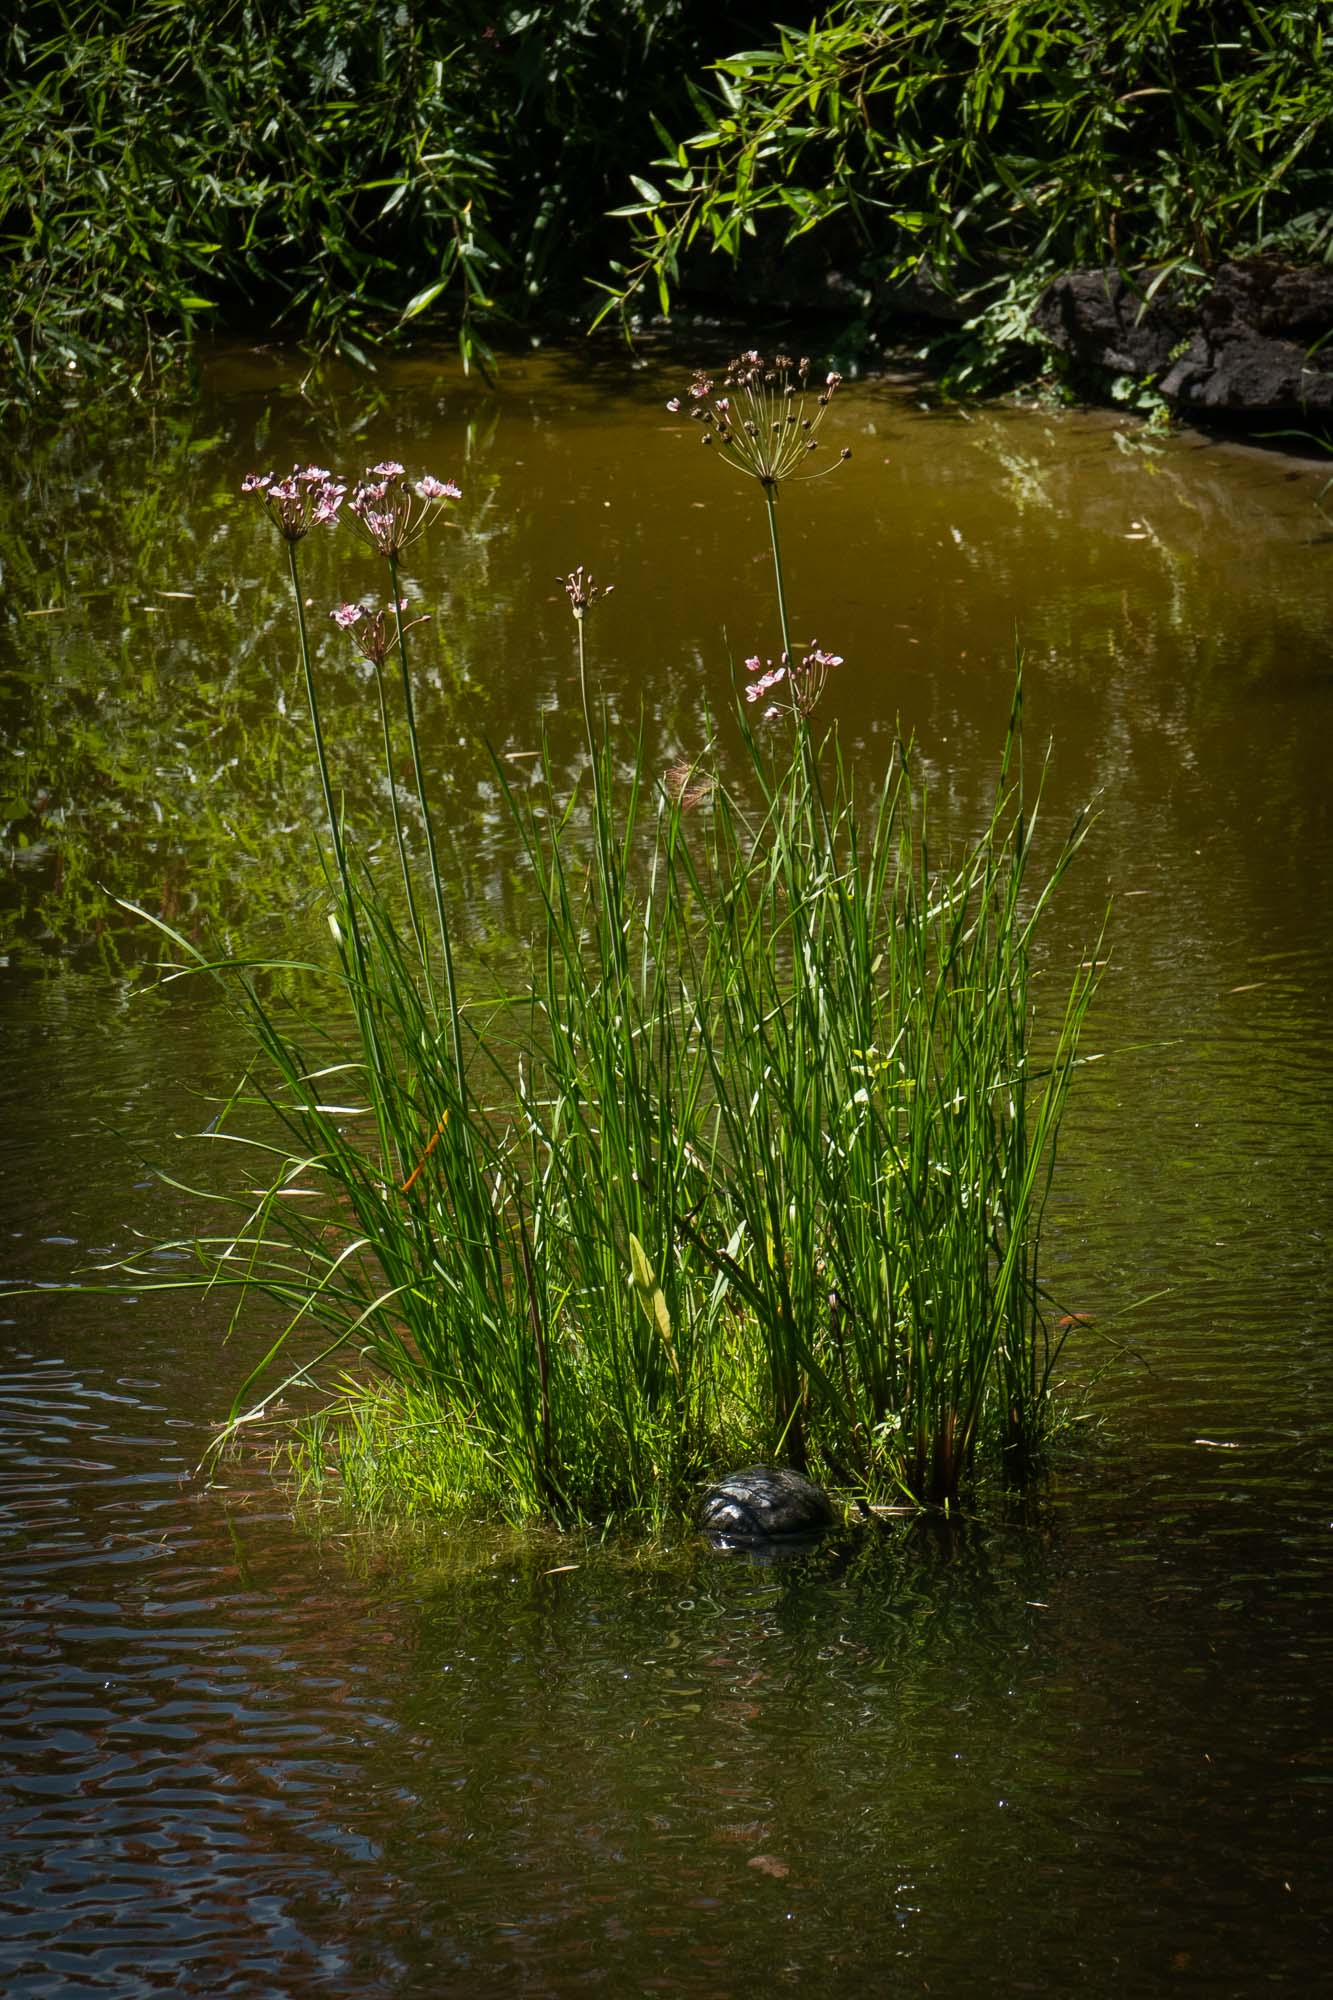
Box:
[2,345,1331,1993]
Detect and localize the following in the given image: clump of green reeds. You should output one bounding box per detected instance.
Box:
[122,367,1100,1523]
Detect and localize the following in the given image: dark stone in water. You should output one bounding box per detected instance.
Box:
[698,1464,836,1542]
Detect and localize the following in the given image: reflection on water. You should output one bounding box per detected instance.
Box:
[4,346,1329,968]
[1,1328,1327,1996]
[2,348,1330,1993]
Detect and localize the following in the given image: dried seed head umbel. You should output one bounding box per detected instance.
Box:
[666,351,850,490]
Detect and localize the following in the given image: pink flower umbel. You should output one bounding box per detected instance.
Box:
[242,465,346,542]
[745,642,843,720]
[665,353,850,492]
[744,654,788,706]
[346,464,461,561]
[330,598,429,669]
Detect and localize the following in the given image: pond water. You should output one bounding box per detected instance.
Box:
[2,345,1330,1994]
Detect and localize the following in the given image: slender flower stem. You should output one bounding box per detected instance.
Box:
[388,555,466,1100]
[371,657,429,979]
[762,482,793,669]
[761,481,830,850]
[575,610,623,980]
[286,543,391,1119]
[287,542,348,898]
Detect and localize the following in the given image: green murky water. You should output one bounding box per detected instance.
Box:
[2,347,1330,1994]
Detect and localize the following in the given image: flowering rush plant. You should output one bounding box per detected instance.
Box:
[665,353,848,728]
[239,454,468,1091]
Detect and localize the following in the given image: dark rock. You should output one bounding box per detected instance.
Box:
[878,261,974,327]
[698,1464,836,1542]
[1203,259,1333,342]
[1033,258,1333,420]
[1033,267,1193,378]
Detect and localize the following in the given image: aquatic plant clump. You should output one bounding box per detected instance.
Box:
[123,366,1100,1524]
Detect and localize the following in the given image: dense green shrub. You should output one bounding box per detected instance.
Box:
[601,0,1333,375]
[3,1,1329,406]
[0,0,770,404]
